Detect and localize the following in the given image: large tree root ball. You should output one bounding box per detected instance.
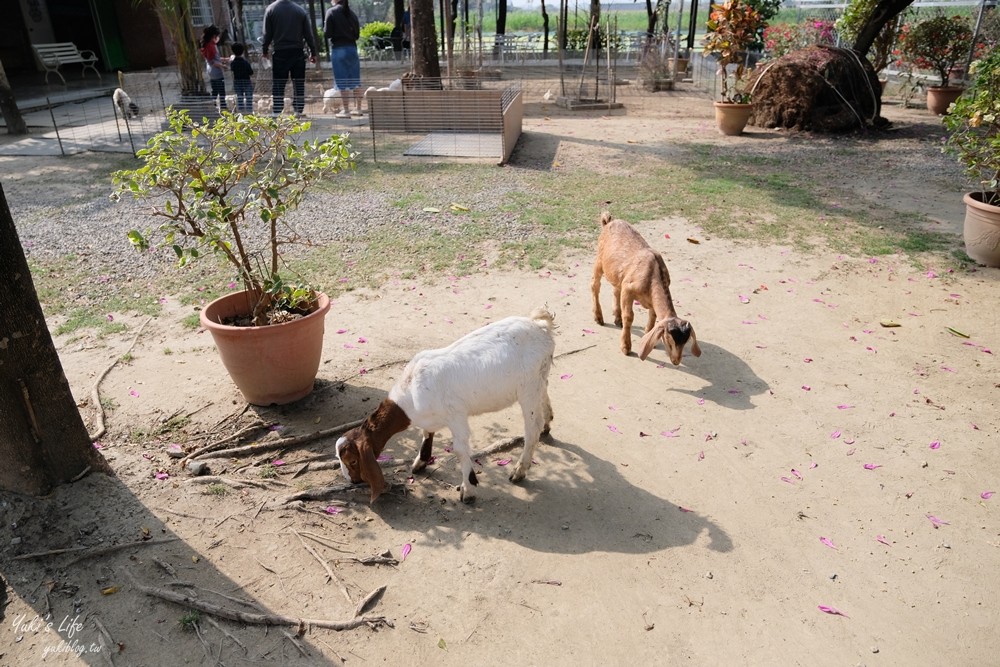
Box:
[749,45,889,132]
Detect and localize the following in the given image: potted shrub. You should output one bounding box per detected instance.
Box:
[943,49,1000,267]
[112,109,357,405]
[898,15,975,115]
[703,0,765,135]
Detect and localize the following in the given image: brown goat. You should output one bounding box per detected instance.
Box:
[591,211,701,364]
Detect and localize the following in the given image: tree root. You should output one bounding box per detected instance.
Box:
[88,317,152,441]
[192,419,364,460]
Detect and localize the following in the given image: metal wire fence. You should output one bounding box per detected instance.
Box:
[1,53,716,162]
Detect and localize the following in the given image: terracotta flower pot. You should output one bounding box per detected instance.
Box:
[200,290,331,405]
[962,192,1000,267]
[713,101,753,136]
[926,86,963,116]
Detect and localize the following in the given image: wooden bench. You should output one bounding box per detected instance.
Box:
[32,42,101,85]
[367,85,523,164]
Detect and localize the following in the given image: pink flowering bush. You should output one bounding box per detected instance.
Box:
[763,20,837,59]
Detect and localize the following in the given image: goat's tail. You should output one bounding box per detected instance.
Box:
[600,211,613,226]
[529,305,555,328]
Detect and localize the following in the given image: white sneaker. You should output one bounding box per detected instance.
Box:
[335,111,350,119]
[350,109,364,117]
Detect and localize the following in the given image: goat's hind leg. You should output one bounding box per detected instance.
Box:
[449,421,478,503]
[411,430,434,473]
[510,389,548,484]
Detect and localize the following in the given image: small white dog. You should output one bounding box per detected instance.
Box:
[318,85,340,114]
[112,88,139,119]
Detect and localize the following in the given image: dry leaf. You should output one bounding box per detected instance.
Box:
[686,237,701,244]
[879,320,901,327]
[101,586,120,595]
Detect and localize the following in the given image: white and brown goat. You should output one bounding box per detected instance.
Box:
[591,211,700,364]
[335,308,556,504]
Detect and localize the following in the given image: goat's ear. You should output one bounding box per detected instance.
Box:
[357,440,387,504]
[638,321,665,361]
[689,328,702,358]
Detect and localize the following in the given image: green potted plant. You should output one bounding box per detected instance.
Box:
[703,0,765,135]
[112,109,357,405]
[898,14,975,115]
[943,49,1000,266]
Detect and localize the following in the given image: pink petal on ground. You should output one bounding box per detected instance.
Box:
[844,438,856,445]
[791,469,802,480]
[971,423,979,430]
[324,506,342,514]
[927,514,950,527]
[129,389,140,397]
[864,463,882,470]
[664,233,671,239]
[837,405,854,410]
[818,605,849,618]
[809,462,818,469]
[926,271,938,278]
[661,429,680,438]
[343,343,356,349]
[357,336,368,344]
[559,374,573,380]
[272,459,285,466]
[781,476,795,484]
[336,328,348,334]
[697,398,705,405]
[607,425,621,434]
[698,451,705,461]
[876,535,891,546]
[107,314,114,322]
[803,358,813,363]
[831,430,841,439]
[941,366,955,373]
[727,388,742,395]
[496,459,511,466]
[739,295,750,303]
[92,442,103,449]
[802,385,812,391]
[155,472,169,480]
[866,346,877,353]
[142,453,153,460]
[678,506,694,512]
[484,304,493,309]
[401,543,412,560]
[846,448,856,456]
[981,491,995,500]
[376,454,392,462]
[929,440,941,450]
[608,405,619,411]
[582,328,596,334]
[359,368,368,375]
[820,537,837,549]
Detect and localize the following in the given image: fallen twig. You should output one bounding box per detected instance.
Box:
[89,317,152,441]
[206,616,247,654]
[193,419,365,461]
[181,419,271,464]
[13,537,178,562]
[471,436,524,460]
[354,585,387,617]
[153,558,177,577]
[555,344,596,359]
[166,581,264,610]
[123,569,390,631]
[155,507,212,521]
[283,630,310,657]
[185,476,268,489]
[293,530,353,606]
[281,483,364,504]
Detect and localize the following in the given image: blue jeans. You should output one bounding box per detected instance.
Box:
[271,49,306,114]
[233,78,253,113]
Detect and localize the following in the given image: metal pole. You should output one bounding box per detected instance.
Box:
[963,0,988,80]
[47,98,65,157]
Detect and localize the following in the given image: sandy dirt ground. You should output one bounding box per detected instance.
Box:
[2,91,999,667]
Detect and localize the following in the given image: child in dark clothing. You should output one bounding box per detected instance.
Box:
[229,43,254,114]
[200,25,227,112]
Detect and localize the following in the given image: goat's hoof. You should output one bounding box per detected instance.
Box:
[509,465,527,484]
[594,316,604,326]
[411,459,428,474]
[459,486,476,504]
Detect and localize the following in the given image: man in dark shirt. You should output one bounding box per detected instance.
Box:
[261,0,318,115]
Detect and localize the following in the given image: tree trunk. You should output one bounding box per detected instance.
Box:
[589,0,601,48]
[0,185,112,496]
[150,0,206,96]
[0,58,27,136]
[851,0,914,59]
[411,0,442,79]
[541,0,550,56]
